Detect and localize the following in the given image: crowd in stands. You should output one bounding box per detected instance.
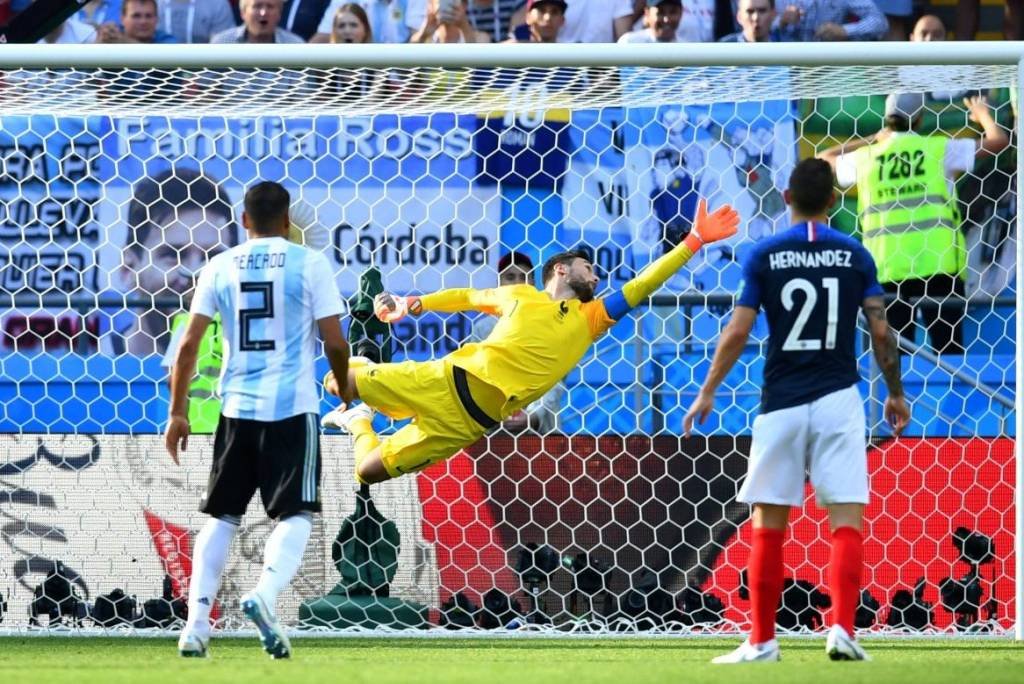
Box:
[7,0,1020,46]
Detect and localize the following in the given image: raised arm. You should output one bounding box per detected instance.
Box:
[817,129,887,170]
[374,288,502,322]
[965,95,1010,158]
[683,306,757,437]
[603,200,740,321]
[835,0,889,40]
[862,295,910,435]
[317,314,350,397]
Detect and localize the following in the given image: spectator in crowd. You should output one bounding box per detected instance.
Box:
[97,0,177,43]
[876,0,910,40]
[279,0,332,40]
[506,0,564,42]
[330,1,373,41]
[409,0,524,42]
[627,0,718,42]
[618,0,684,42]
[956,0,1022,40]
[719,0,778,42]
[558,0,634,43]
[157,0,236,43]
[678,0,716,41]
[468,251,562,434]
[411,0,491,43]
[775,0,887,41]
[106,168,238,357]
[320,3,380,97]
[818,93,1009,355]
[212,0,305,42]
[77,0,123,28]
[910,13,946,42]
[470,0,527,41]
[38,17,97,43]
[903,15,970,102]
[312,0,412,43]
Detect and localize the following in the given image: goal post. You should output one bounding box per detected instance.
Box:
[1016,53,1024,645]
[0,42,1019,638]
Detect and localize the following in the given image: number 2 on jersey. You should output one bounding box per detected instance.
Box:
[781,277,838,351]
[239,281,276,352]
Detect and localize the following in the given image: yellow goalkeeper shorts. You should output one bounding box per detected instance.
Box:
[353,359,504,478]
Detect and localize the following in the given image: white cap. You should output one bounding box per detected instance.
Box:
[885,92,926,119]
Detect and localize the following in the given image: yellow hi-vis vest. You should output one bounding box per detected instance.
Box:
[170,312,222,434]
[855,134,965,284]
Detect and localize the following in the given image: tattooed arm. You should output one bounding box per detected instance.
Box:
[863,295,910,435]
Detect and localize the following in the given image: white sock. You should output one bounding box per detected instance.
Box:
[252,514,313,614]
[184,517,238,637]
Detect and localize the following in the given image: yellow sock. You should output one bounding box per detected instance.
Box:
[347,416,380,485]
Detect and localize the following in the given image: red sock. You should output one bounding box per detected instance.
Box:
[749,527,785,645]
[829,526,863,636]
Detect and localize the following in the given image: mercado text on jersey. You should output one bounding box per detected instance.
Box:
[423,284,615,415]
[737,222,884,413]
[190,236,343,421]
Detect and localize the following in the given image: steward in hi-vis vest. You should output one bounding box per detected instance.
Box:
[853,134,961,284]
[164,312,223,434]
[819,91,1008,354]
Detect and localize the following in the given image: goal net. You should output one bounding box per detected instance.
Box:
[0,44,1019,637]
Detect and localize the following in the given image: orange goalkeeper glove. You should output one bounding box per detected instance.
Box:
[374,293,423,323]
[683,200,740,253]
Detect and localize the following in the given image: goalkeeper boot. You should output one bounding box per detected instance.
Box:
[178,631,209,658]
[711,638,780,664]
[321,402,374,434]
[320,356,376,418]
[826,625,871,661]
[240,592,291,660]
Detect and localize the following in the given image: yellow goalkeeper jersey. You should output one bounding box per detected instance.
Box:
[420,285,615,416]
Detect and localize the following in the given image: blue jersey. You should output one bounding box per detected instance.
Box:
[737,222,884,413]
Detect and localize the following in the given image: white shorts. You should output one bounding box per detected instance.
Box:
[737,385,869,507]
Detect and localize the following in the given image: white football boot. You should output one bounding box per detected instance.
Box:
[240,592,291,659]
[321,402,374,434]
[711,638,781,664]
[321,357,377,430]
[826,625,871,661]
[177,631,209,658]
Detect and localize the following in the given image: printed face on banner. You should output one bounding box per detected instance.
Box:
[562,102,794,304]
[91,114,499,356]
[628,101,796,295]
[0,433,436,631]
[98,165,240,355]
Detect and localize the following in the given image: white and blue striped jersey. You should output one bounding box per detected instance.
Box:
[190,237,343,422]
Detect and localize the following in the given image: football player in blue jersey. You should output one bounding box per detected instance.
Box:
[685,158,909,664]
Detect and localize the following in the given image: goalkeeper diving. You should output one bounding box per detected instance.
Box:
[322,200,740,484]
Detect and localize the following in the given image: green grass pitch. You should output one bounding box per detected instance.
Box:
[2,637,1023,684]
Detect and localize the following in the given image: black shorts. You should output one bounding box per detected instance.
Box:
[200,413,321,521]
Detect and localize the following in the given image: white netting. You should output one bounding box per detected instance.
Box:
[0,51,1017,636]
[0,64,1017,117]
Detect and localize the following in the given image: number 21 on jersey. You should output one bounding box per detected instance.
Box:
[781,277,838,351]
